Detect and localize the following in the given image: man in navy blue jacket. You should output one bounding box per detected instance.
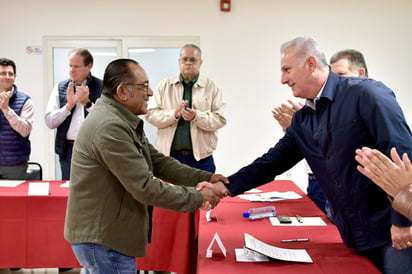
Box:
[223,37,412,273]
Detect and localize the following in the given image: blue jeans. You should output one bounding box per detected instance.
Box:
[71,243,136,274]
[307,177,335,223]
[170,154,216,173]
[357,243,412,274]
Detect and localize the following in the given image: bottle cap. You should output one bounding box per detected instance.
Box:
[242,212,250,218]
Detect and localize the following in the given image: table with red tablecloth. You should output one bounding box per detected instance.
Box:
[197,180,381,274]
[0,180,193,273]
[0,181,79,268]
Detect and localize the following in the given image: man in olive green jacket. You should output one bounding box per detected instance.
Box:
[64,58,227,273]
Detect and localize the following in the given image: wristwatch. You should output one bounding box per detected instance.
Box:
[85,101,92,108]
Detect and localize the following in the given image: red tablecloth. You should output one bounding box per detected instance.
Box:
[197,180,381,274]
[0,181,79,268]
[0,181,193,273]
[137,209,197,273]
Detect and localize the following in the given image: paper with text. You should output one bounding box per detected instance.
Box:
[244,233,313,263]
[235,248,269,262]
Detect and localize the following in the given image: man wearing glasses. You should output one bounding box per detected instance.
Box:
[145,44,227,273]
[146,44,227,173]
[0,58,34,181]
[64,58,226,273]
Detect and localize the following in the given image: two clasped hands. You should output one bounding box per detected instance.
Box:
[195,174,230,211]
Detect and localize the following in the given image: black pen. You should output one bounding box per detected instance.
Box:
[281,238,309,243]
[296,214,303,223]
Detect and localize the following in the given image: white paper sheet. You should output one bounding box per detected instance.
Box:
[206,232,227,258]
[237,191,302,202]
[244,233,313,263]
[235,248,269,262]
[244,188,263,193]
[0,180,26,187]
[59,180,70,187]
[270,216,327,226]
[28,182,50,196]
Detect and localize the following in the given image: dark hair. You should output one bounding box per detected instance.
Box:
[330,49,368,77]
[102,59,139,97]
[181,44,202,58]
[0,58,16,74]
[70,48,94,66]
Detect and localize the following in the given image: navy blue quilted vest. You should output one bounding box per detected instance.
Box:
[0,86,31,166]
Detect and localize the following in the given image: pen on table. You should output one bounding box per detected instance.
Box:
[281,238,310,243]
[296,214,303,223]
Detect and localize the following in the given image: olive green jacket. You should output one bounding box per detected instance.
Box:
[64,95,211,257]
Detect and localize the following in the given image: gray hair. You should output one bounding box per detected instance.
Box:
[180,44,202,59]
[280,37,329,70]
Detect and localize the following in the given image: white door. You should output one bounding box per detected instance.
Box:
[43,36,199,179]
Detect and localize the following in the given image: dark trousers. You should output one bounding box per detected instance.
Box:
[357,243,412,273]
[59,143,74,180]
[307,177,327,213]
[170,153,216,173]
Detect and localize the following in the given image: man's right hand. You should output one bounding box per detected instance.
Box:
[174,100,188,119]
[196,180,229,198]
[198,182,223,209]
[66,82,78,111]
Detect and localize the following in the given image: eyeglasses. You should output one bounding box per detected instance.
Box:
[122,82,150,92]
[0,71,15,77]
[179,57,199,64]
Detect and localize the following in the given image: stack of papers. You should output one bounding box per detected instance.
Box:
[237,191,302,202]
[241,233,313,263]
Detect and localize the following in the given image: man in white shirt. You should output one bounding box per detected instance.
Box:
[45,48,102,180]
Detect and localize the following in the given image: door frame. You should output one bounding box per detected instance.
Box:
[42,36,199,179]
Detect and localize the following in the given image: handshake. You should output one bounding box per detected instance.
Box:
[196,174,230,210]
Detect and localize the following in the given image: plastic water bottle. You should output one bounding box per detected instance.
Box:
[242,206,277,220]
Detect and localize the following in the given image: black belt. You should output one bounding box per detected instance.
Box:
[171,150,193,156]
[308,173,317,180]
[67,140,75,144]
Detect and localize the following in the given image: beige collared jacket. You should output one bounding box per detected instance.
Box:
[145,74,227,161]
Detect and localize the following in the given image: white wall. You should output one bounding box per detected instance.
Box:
[2,0,412,192]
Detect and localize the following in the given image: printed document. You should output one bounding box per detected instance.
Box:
[243,233,313,263]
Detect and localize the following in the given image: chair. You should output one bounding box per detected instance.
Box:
[25,162,43,180]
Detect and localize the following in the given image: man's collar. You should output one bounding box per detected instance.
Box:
[179,73,199,85]
[305,72,330,110]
